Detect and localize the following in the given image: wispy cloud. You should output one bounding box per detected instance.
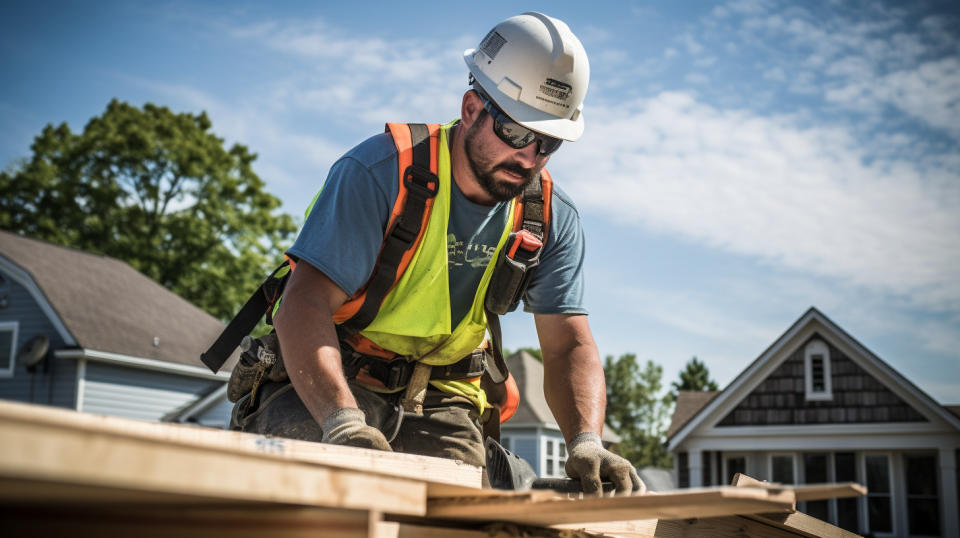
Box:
[556,90,960,312]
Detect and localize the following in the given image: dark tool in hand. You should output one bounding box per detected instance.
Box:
[484,437,614,493]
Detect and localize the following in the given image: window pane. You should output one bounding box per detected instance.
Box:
[772,456,794,484]
[726,457,746,484]
[546,441,553,456]
[811,355,825,391]
[834,453,856,482]
[546,459,554,476]
[559,443,566,458]
[906,455,937,496]
[868,496,893,533]
[837,498,859,532]
[805,500,829,521]
[804,453,828,483]
[0,330,13,369]
[865,455,891,493]
[908,499,940,536]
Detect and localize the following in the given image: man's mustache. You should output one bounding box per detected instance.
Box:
[496,162,536,181]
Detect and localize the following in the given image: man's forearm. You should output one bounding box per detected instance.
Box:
[536,314,607,441]
[543,342,606,440]
[273,268,357,425]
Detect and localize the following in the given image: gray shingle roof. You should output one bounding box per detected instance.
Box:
[667,390,720,439]
[0,230,235,370]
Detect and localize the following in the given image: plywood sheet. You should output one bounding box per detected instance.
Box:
[0,401,425,514]
[1,504,377,538]
[0,400,480,488]
[426,486,795,526]
[731,473,866,501]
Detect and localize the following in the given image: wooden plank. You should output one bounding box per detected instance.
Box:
[0,400,480,488]
[558,513,852,538]
[0,401,426,514]
[1,504,377,538]
[746,512,863,538]
[425,486,795,526]
[731,473,866,501]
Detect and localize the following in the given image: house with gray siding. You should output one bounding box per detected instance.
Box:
[0,230,237,428]
[667,307,960,538]
[501,351,621,478]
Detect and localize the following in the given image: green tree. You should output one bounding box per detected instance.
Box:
[0,99,297,319]
[668,356,719,403]
[604,353,672,468]
[504,347,542,361]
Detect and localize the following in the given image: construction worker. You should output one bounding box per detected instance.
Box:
[240,12,644,495]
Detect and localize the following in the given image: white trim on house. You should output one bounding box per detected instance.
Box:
[0,255,76,346]
[0,320,18,378]
[56,349,230,381]
[75,357,86,412]
[168,383,228,423]
[684,432,958,452]
[668,308,960,451]
[695,421,945,438]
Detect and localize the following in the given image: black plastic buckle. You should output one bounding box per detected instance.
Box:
[403,164,439,199]
[384,359,415,390]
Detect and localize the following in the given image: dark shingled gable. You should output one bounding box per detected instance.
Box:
[0,230,237,370]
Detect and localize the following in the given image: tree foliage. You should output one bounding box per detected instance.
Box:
[0,99,297,319]
[668,356,719,403]
[603,353,672,468]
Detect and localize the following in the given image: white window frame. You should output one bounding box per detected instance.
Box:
[861,452,896,537]
[540,435,567,478]
[804,339,833,401]
[723,453,749,485]
[768,452,798,484]
[0,321,18,378]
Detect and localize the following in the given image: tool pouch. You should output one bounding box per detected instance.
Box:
[485,231,542,316]
[226,332,287,403]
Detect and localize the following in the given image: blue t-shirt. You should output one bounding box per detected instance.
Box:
[287,128,588,324]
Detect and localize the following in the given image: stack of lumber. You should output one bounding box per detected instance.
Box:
[0,401,864,537]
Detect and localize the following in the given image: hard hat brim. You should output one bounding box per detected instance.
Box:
[464,49,585,142]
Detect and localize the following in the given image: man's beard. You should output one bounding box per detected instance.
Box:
[464,121,538,202]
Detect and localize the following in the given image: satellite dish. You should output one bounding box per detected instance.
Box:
[18,335,49,372]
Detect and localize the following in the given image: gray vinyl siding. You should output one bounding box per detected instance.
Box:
[81,362,222,421]
[502,426,542,475]
[0,269,77,408]
[193,393,233,429]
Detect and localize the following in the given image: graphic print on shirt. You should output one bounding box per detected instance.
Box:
[448,233,498,269]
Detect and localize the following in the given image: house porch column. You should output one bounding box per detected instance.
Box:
[940,447,958,538]
[688,450,703,487]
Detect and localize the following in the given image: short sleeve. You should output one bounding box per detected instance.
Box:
[521,185,588,315]
[286,134,398,296]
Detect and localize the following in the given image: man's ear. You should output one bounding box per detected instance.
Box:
[460,90,484,129]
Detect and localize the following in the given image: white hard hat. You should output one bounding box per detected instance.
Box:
[464,12,590,141]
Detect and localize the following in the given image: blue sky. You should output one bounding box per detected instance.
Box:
[2,1,958,403]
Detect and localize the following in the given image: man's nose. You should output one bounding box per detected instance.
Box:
[514,141,541,167]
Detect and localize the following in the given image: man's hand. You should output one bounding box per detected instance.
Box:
[565,432,645,495]
[321,408,392,451]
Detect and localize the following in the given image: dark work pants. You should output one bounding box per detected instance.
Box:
[238,379,486,469]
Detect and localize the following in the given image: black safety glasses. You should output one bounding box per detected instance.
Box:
[476,91,563,156]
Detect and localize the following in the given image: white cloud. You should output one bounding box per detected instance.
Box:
[556,91,960,312]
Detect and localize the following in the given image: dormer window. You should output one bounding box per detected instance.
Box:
[804,340,832,401]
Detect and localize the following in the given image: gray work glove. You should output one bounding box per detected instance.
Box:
[565,432,645,496]
[320,408,393,451]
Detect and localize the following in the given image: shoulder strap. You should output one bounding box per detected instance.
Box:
[484,171,553,383]
[201,124,440,372]
[336,123,440,337]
